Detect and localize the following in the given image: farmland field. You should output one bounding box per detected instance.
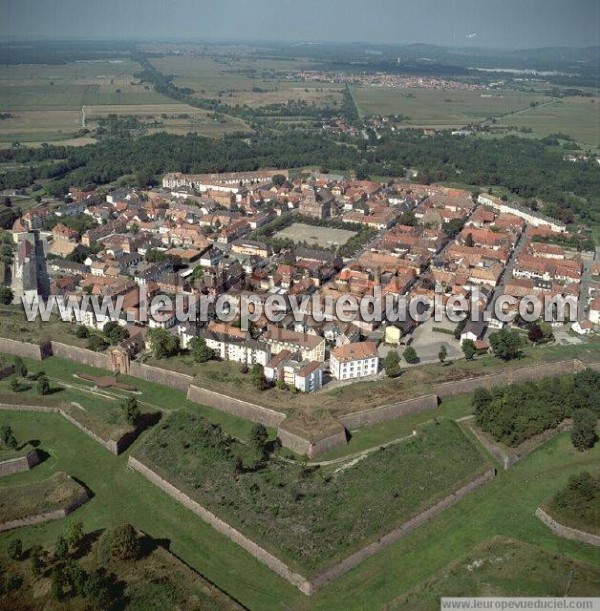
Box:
[150,55,345,108]
[352,86,548,124]
[275,222,357,247]
[0,58,169,109]
[0,58,251,144]
[502,97,600,149]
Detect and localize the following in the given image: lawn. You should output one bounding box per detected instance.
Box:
[315,393,474,462]
[391,537,600,609]
[0,471,84,523]
[0,356,143,441]
[0,407,598,609]
[275,222,357,248]
[136,414,488,574]
[0,352,267,444]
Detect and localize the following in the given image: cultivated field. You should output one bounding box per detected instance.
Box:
[352,86,547,124]
[0,59,168,109]
[275,222,357,247]
[502,97,600,149]
[151,55,344,108]
[0,58,251,144]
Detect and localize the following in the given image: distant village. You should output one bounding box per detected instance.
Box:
[6,167,596,394]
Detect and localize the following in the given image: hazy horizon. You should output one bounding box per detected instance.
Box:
[1,0,598,49]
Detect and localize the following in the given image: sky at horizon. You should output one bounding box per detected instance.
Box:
[0,0,598,49]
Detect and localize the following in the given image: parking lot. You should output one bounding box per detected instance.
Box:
[379,317,463,365]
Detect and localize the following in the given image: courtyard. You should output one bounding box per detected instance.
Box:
[275,223,357,248]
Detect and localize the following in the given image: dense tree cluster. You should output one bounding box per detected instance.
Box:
[473,369,600,447]
[1,126,599,227]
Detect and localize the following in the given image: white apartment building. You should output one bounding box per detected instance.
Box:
[330,341,380,380]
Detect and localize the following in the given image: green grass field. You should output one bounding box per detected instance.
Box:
[0,410,597,609]
[352,87,547,124]
[391,537,600,609]
[502,97,600,149]
[0,58,251,145]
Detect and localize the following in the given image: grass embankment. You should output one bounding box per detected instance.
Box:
[0,306,90,348]
[136,413,488,574]
[0,353,265,443]
[543,471,600,536]
[0,526,243,610]
[178,342,600,420]
[0,471,83,523]
[391,537,600,609]
[0,411,598,610]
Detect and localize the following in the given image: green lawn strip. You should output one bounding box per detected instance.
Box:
[0,444,31,463]
[314,393,474,462]
[0,411,598,610]
[0,353,263,442]
[135,414,488,575]
[389,536,600,609]
[0,471,84,523]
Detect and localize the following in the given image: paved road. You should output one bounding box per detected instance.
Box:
[578,256,594,322]
[483,226,528,325]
